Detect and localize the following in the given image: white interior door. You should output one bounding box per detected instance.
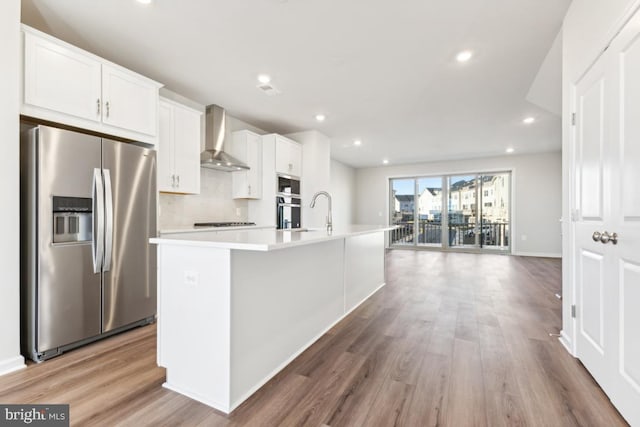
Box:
[573,53,613,395]
[606,12,640,424]
[573,9,640,425]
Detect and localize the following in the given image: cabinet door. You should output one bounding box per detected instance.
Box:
[102,64,159,138]
[275,137,290,176]
[23,31,102,123]
[246,133,263,198]
[172,104,201,194]
[157,101,175,192]
[232,131,262,199]
[275,136,301,177]
[288,141,302,178]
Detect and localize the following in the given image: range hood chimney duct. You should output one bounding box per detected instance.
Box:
[200,104,250,171]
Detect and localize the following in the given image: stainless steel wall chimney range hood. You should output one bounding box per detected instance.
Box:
[201,104,250,171]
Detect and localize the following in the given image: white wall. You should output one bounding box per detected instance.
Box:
[158,88,269,230]
[355,151,562,256]
[330,159,356,227]
[561,0,640,353]
[286,131,331,229]
[0,0,25,375]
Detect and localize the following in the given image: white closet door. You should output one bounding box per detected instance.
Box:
[606,10,640,425]
[573,53,614,395]
[573,8,640,426]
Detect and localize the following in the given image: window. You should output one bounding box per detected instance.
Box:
[389,171,511,252]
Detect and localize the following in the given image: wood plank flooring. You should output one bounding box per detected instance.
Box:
[0,251,628,426]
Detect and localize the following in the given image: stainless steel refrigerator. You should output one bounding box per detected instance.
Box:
[20,124,157,362]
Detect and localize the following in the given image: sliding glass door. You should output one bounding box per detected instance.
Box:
[448,175,477,248]
[478,173,510,249]
[417,177,443,246]
[390,179,415,245]
[390,172,510,252]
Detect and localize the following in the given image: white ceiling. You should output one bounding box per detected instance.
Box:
[21,0,570,168]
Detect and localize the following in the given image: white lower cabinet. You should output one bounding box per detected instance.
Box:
[230,130,262,199]
[158,98,202,194]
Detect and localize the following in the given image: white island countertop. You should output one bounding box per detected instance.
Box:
[150,224,395,251]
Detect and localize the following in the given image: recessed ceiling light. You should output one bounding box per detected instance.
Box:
[354,139,362,146]
[257,74,271,84]
[456,50,473,62]
[315,114,326,122]
[383,159,389,164]
[136,0,152,4]
[506,147,515,154]
[523,117,535,124]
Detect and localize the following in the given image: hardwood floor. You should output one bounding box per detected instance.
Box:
[0,251,628,426]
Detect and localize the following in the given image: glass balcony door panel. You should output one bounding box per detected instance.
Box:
[448,175,478,248]
[390,178,416,246]
[478,173,510,250]
[417,177,443,246]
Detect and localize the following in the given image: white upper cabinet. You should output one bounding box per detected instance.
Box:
[230,130,262,199]
[158,98,202,194]
[23,30,102,123]
[157,102,174,191]
[21,25,162,145]
[275,135,302,177]
[101,64,159,137]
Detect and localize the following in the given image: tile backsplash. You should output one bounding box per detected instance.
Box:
[159,168,248,229]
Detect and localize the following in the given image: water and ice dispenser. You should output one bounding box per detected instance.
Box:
[52,196,92,243]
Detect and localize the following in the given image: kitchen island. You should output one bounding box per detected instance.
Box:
[150,225,393,413]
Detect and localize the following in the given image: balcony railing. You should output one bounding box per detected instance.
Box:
[391,221,509,247]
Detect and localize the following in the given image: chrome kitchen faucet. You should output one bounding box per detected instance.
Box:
[310,191,333,232]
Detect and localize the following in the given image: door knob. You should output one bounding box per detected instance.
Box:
[600,231,618,245]
[592,231,601,242]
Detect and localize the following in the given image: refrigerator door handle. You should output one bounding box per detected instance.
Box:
[92,168,104,273]
[103,169,114,272]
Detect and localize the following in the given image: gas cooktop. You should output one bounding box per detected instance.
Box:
[193,222,256,228]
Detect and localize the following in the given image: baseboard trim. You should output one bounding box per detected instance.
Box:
[513,251,562,258]
[558,330,575,357]
[0,355,25,376]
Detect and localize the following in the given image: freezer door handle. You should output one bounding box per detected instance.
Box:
[103,169,114,272]
[92,168,104,273]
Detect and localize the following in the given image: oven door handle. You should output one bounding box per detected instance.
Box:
[278,203,301,208]
[276,192,302,198]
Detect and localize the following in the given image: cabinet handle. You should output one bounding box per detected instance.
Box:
[171,174,175,187]
[176,175,180,188]
[106,101,110,118]
[248,185,251,194]
[96,98,101,116]
[288,163,293,171]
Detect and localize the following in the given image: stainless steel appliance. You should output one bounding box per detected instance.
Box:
[200,104,249,171]
[20,124,157,362]
[276,175,301,229]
